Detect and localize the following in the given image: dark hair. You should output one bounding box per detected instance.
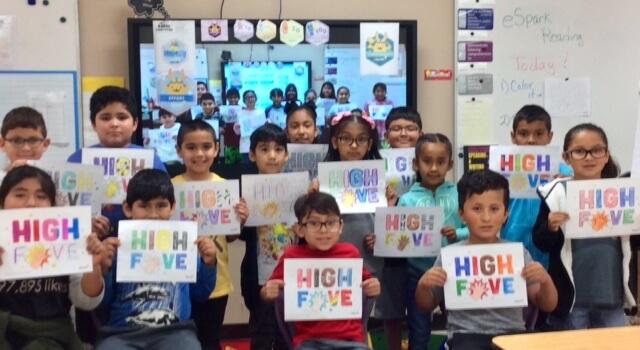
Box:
[125,169,175,207]
[158,107,174,118]
[270,88,284,99]
[0,165,56,207]
[197,81,208,89]
[385,106,422,131]
[372,82,387,93]
[319,82,336,99]
[563,123,619,178]
[243,90,257,101]
[457,170,510,210]
[226,88,240,99]
[414,133,453,183]
[286,104,317,127]
[1,107,48,138]
[177,119,217,148]
[285,84,298,100]
[89,86,137,125]
[336,86,350,98]
[324,111,382,161]
[512,105,551,132]
[200,92,215,103]
[294,192,341,222]
[249,123,287,152]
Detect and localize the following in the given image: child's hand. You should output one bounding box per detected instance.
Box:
[364,234,376,253]
[441,226,457,243]
[362,277,381,297]
[263,279,284,301]
[92,215,111,240]
[418,267,447,289]
[522,262,552,285]
[233,123,241,135]
[196,236,218,267]
[309,179,320,193]
[0,246,4,266]
[8,159,29,170]
[234,198,249,227]
[385,185,398,207]
[86,233,106,271]
[547,211,570,232]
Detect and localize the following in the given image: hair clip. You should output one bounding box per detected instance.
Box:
[330,111,376,130]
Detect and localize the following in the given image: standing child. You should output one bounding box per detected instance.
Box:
[533,123,636,329]
[239,124,295,350]
[172,120,249,350]
[417,170,557,349]
[262,192,381,349]
[384,107,423,151]
[399,134,468,350]
[327,86,358,119]
[364,82,394,137]
[304,89,317,109]
[223,88,241,164]
[285,104,318,144]
[265,88,286,128]
[151,108,181,167]
[0,107,50,176]
[283,83,301,116]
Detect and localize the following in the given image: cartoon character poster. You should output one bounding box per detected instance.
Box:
[380,148,415,198]
[318,160,387,214]
[441,243,527,310]
[0,206,93,280]
[242,172,309,226]
[360,22,399,76]
[565,178,640,238]
[374,207,443,257]
[257,223,296,285]
[82,148,154,205]
[284,258,363,321]
[117,220,199,283]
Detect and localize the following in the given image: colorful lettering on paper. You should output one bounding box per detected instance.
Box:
[11,217,82,269]
[128,229,190,274]
[327,167,380,208]
[295,267,354,312]
[498,153,552,192]
[93,156,146,199]
[177,187,234,228]
[383,213,436,251]
[577,186,635,232]
[452,254,516,300]
[49,170,95,207]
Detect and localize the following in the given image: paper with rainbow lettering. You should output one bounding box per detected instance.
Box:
[172,180,241,236]
[116,220,199,283]
[565,178,640,238]
[283,258,363,321]
[441,243,527,310]
[380,148,415,197]
[373,206,443,257]
[0,206,93,281]
[318,160,387,214]
[242,172,309,226]
[81,148,154,204]
[488,145,560,198]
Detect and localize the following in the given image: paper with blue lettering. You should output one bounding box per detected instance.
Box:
[116,220,199,283]
[380,148,415,197]
[284,144,329,179]
[488,145,560,198]
[0,206,93,281]
[374,206,443,257]
[441,243,527,310]
[565,178,640,238]
[318,160,387,214]
[284,258,363,321]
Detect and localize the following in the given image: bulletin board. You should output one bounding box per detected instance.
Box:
[454,0,640,174]
[0,1,81,164]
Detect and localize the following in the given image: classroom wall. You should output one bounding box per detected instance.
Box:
[77,0,454,324]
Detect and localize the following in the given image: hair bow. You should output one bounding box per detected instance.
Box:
[330,111,376,129]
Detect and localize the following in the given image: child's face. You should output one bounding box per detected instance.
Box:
[337,89,350,104]
[160,113,176,128]
[385,119,421,148]
[93,102,138,147]
[511,120,553,146]
[177,130,219,176]
[228,94,240,105]
[3,178,52,209]
[244,93,257,109]
[124,197,175,220]
[0,127,50,162]
[249,141,289,174]
[201,99,216,116]
[331,122,372,161]
[286,88,296,101]
[321,85,333,98]
[413,142,452,191]
[305,91,317,104]
[271,94,283,106]
[562,130,609,180]
[301,210,343,251]
[287,110,317,144]
[459,189,508,243]
[196,84,208,99]
[374,87,386,101]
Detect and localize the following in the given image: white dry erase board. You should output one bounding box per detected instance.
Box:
[0,1,81,165]
[454,0,640,176]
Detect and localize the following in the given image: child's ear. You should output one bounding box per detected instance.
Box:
[0,137,5,149]
[122,202,133,218]
[412,157,418,172]
[447,158,454,171]
[42,138,51,151]
[283,150,289,163]
[548,131,554,143]
[169,202,176,216]
[330,136,339,151]
[132,117,139,131]
[248,150,257,163]
[510,131,517,144]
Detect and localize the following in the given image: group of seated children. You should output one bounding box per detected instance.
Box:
[0,84,636,350]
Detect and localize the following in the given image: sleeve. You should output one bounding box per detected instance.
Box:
[269,254,286,281]
[190,258,217,303]
[455,226,469,241]
[67,149,82,163]
[99,264,117,310]
[153,152,168,173]
[68,274,104,311]
[532,199,564,253]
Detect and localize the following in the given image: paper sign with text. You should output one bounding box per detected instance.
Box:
[368,104,393,121]
[284,144,329,179]
[318,160,387,214]
[284,258,363,321]
[82,148,154,204]
[441,243,527,310]
[242,172,309,226]
[117,220,199,283]
[172,180,241,236]
[565,178,640,238]
[374,207,444,257]
[0,206,93,281]
[488,145,560,198]
[34,162,105,216]
[380,148,416,197]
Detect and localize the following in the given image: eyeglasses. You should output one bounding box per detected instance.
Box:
[301,218,341,232]
[565,147,608,160]
[5,137,45,148]
[337,135,370,146]
[388,125,420,133]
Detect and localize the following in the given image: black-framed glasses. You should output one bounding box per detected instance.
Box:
[301,218,341,232]
[5,137,45,148]
[565,147,608,160]
[388,125,420,133]
[337,135,370,146]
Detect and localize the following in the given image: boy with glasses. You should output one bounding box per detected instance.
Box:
[0,106,50,175]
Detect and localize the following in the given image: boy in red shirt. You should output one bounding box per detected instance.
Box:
[261,192,381,349]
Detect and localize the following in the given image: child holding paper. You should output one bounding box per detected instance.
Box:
[95,169,217,350]
[363,82,394,116]
[533,123,636,329]
[416,170,557,350]
[262,191,381,349]
[285,104,318,144]
[327,87,358,118]
[223,88,242,165]
[0,165,114,350]
[173,120,249,350]
[265,88,285,128]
